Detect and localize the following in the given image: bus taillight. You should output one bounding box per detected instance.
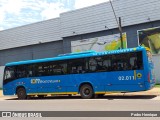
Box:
[148,73,150,83]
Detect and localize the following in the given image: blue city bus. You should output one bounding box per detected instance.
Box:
[3,46,155,99]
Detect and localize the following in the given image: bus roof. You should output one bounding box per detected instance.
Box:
[5,46,146,66]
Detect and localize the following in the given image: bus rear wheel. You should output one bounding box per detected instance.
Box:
[80,84,94,99]
[17,87,27,100]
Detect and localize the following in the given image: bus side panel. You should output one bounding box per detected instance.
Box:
[3,83,16,95]
[3,78,37,95]
[74,73,106,93]
[103,70,146,92]
[66,74,83,94]
[28,75,78,95]
[62,70,146,93]
[34,76,66,94]
[59,73,105,94]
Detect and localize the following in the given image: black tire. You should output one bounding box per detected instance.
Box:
[80,84,94,99]
[17,87,27,100]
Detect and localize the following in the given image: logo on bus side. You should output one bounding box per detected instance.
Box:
[31,79,60,84]
[137,73,142,79]
[31,79,37,84]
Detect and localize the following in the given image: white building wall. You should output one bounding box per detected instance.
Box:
[0,66,4,88]
[153,55,160,83]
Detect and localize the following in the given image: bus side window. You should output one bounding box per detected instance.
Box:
[103,59,111,71]
[53,64,63,75]
[69,59,86,74]
[15,65,27,78]
[27,65,34,77]
[129,52,143,70]
[61,63,67,74]
[71,66,77,74]
[136,52,143,69]
[77,66,86,73]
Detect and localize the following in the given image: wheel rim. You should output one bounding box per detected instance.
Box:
[83,88,90,96]
[80,84,93,99]
[19,91,24,97]
[17,88,26,99]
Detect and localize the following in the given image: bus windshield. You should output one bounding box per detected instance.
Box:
[4,67,15,80]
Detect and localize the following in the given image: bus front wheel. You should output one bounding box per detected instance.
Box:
[17,87,27,100]
[80,84,94,99]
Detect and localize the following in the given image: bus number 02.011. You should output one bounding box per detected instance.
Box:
[118,76,135,80]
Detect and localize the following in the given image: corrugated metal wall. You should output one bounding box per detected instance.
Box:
[60,0,160,37]
[153,55,160,83]
[0,41,63,66]
[63,20,160,83]
[0,66,4,88]
[0,0,160,50]
[0,18,61,50]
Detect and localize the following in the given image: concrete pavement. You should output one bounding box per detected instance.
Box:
[106,87,160,96]
[0,87,159,120]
